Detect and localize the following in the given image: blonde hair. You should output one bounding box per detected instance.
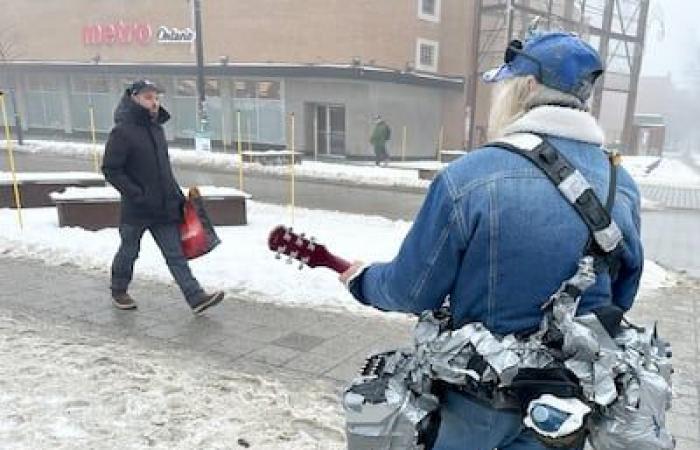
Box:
[487,75,587,141]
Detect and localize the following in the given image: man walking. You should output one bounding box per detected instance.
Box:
[370,115,391,166]
[102,79,224,314]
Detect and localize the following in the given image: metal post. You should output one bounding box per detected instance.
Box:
[313,111,318,161]
[221,113,227,152]
[401,125,407,161]
[88,105,99,173]
[591,0,615,118]
[289,113,296,224]
[9,88,23,145]
[467,0,482,151]
[622,0,650,155]
[236,110,243,190]
[193,0,207,133]
[0,91,23,229]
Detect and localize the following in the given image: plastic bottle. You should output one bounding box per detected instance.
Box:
[530,404,571,434]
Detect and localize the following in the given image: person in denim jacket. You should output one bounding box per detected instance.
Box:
[340,32,643,450]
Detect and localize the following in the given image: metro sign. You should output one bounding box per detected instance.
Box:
[83,21,153,46]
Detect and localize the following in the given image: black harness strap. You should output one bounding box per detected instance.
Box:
[490,133,623,274]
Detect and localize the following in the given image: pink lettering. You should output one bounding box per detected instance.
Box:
[82,24,102,45]
[101,24,116,44]
[115,21,131,44]
[135,24,153,45]
[82,22,152,46]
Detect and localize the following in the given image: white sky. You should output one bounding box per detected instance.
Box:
[641,0,700,83]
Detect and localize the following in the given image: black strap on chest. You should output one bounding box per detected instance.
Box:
[489,133,623,275]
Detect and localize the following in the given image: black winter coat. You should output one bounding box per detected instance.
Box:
[102,92,186,226]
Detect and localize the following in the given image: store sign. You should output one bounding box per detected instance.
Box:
[82,22,195,46]
[157,26,196,43]
[83,22,153,46]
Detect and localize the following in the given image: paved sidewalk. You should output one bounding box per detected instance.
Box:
[0,255,698,448]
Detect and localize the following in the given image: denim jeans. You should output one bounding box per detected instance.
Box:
[432,391,583,450]
[111,222,204,306]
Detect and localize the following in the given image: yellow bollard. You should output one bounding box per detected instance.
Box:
[290,113,296,224]
[437,125,444,163]
[0,92,23,229]
[401,125,407,162]
[88,105,100,173]
[236,110,243,190]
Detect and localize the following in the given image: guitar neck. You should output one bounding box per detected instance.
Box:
[323,253,352,274]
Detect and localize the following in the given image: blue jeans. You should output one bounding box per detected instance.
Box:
[432,391,583,450]
[111,222,204,306]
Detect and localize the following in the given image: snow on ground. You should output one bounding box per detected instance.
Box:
[0,199,673,315]
[6,140,428,190]
[0,202,410,315]
[0,171,103,183]
[0,309,346,450]
[7,139,700,201]
[622,155,700,188]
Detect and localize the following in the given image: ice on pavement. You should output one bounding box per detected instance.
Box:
[0,310,346,449]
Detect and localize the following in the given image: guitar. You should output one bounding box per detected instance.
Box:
[267,225,352,273]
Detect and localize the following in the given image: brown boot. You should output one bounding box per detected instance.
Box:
[191,290,224,315]
[112,291,137,310]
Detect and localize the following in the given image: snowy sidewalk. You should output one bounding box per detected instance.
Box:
[0,255,698,449]
[0,255,414,384]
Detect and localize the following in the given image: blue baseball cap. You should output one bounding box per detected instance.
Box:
[483,32,603,102]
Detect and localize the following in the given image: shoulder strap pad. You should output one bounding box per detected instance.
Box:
[490,133,622,254]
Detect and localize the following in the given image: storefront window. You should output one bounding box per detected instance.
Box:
[176,78,197,97]
[256,81,280,99]
[233,80,255,98]
[71,75,110,93]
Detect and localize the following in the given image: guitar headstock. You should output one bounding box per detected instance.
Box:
[267,225,326,270]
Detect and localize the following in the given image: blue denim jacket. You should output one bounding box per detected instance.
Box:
[351,134,643,336]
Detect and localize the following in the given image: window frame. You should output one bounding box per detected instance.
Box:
[418,0,441,23]
[415,38,440,73]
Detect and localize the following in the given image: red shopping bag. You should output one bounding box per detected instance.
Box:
[180,187,222,260]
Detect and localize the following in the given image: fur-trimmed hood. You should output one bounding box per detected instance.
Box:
[502,106,605,146]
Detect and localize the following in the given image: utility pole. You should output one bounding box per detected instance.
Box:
[192,0,210,149]
[466,0,482,150]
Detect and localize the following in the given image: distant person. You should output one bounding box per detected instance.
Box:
[102,79,224,314]
[370,115,391,166]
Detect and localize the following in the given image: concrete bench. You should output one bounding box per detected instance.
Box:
[440,150,467,163]
[240,150,303,166]
[0,172,105,208]
[418,169,440,181]
[50,186,251,231]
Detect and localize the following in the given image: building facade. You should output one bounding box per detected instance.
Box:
[0,0,478,159]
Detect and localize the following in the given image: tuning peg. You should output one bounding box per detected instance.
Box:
[274,251,281,260]
[298,262,304,270]
[286,256,293,264]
